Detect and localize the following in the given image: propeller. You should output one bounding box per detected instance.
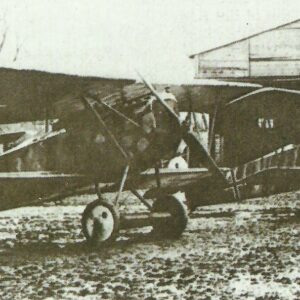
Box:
[137,71,229,186]
[136,71,181,126]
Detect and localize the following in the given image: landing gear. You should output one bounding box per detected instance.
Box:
[81,199,120,246]
[151,194,188,238]
[81,193,189,245]
[82,166,128,246]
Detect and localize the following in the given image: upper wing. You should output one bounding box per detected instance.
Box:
[174,79,262,113]
[133,77,262,113]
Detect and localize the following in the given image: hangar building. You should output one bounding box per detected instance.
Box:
[189,19,300,166]
[190,19,300,82]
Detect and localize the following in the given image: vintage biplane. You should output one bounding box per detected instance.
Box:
[0,72,299,246]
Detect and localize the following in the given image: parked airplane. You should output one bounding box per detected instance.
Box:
[0,73,299,246]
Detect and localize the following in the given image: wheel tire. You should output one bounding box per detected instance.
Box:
[151,194,188,239]
[82,199,120,246]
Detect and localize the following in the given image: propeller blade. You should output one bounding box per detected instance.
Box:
[136,71,181,125]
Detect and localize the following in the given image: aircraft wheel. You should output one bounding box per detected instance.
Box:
[151,194,188,238]
[82,199,120,246]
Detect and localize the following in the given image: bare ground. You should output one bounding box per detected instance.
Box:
[0,191,299,300]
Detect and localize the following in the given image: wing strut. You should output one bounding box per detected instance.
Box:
[82,96,130,162]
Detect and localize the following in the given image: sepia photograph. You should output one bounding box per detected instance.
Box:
[0,0,299,299]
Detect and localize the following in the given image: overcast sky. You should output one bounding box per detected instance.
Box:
[0,0,299,83]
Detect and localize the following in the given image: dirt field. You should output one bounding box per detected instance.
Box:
[0,191,299,300]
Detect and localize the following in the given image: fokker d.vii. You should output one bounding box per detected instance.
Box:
[0,71,299,246]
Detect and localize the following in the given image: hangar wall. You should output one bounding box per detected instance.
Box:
[191,19,300,79]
